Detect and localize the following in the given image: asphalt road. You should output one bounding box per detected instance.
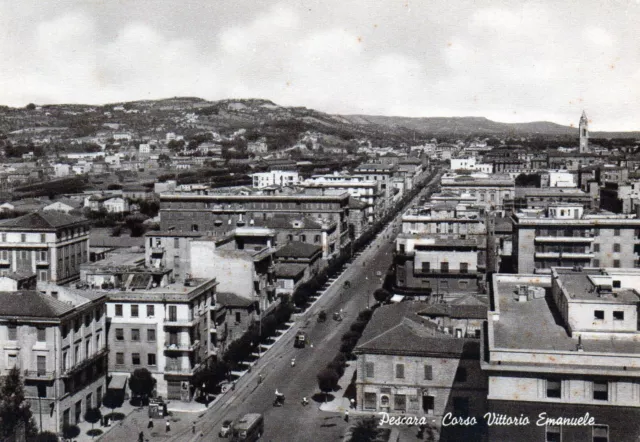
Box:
[168,171,441,442]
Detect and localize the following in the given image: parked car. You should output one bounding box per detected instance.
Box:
[294,331,307,348]
[219,419,233,437]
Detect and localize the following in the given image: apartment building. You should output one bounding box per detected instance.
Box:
[352,163,397,210]
[0,212,90,284]
[440,173,514,210]
[159,189,351,259]
[101,273,218,401]
[394,234,484,298]
[145,231,211,280]
[484,269,640,442]
[250,170,300,188]
[506,187,592,212]
[401,202,486,238]
[600,181,640,214]
[355,302,487,441]
[301,173,384,223]
[512,204,640,273]
[1,275,107,433]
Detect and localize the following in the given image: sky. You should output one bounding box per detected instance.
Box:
[1,0,639,130]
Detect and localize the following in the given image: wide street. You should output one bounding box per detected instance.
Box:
[164,171,441,442]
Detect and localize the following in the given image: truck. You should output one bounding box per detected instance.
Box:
[230,413,264,442]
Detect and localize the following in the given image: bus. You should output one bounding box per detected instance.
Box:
[230,413,264,441]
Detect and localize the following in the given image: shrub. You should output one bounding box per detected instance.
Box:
[357,309,373,322]
[87,429,103,438]
[341,330,361,342]
[317,368,340,401]
[62,425,80,439]
[350,320,368,334]
[33,432,59,442]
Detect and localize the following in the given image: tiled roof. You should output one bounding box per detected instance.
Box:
[275,263,307,279]
[0,211,87,230]
[0,291,74,318]
[217,292,255,307]
[275,241,322,259]
[348,197,367,209]
[356,302,474,356]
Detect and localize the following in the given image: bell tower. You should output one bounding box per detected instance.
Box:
[579,111,589,153]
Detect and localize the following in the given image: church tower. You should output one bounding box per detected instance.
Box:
[579,110,589,153]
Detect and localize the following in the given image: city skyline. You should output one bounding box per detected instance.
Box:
[1,0,639,131]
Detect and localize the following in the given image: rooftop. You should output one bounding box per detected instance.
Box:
[275,241,322,259]
[553,267,640,303]
[0,211,88,231]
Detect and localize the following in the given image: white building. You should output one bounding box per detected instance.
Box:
[53,163,71,178]
[250,170,300,188]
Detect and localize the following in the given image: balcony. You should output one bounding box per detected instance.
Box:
[150,247,165,255]
[24,369,56,381]
[164,317,197,327]
[561,252,594,259]
[414,269,476,276]
[164,366,194,375]
[62,346,108,377]
[35,259,49,266]
[535,236,594,243]
[164,340,199,352]
[534,252,560,259]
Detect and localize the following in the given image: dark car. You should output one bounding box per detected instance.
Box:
[219,419,233,437]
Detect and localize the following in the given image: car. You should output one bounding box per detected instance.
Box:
[219,419,233,437]
[376,270,383,277]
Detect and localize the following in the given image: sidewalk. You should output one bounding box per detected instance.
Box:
[319,361,358,414]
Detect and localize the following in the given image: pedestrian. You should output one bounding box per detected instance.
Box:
[350,398,356,409]
[138,431,144,442]
[165,419,171,432]
[345,410,349,422]
[148,418,153,429]
[192,422,196,434]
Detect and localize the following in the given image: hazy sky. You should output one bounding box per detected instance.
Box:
[1,0,639,130]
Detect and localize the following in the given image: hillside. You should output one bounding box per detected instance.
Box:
[1,97,638,147]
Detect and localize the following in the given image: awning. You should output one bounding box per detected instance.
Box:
[108,374,128,390]
[390,295,405,303]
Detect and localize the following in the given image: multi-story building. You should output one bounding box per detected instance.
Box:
[484,269,640,442]
[506,187,592,212]
[98,272,217,401]
[512,204,640,273]
[145,231,211,280]
[355,301,487,441]
[450,157,492,173]
[159,188,351,259]
[394,234,484,298]
[352,163,397,210]
[0,212,90,284]
[440,173,514,210]
[0,275,107,433]
[600,181,640,214]
[401,202,486,239]
[300,173,384,223]
[250,170,300,188]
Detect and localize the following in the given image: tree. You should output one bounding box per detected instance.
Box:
[33,431,59,442]
[62,424,80,440]
[84,407,102,431]
[129,368,156,403]
[0,367,37,440]
[25,103,36,111]
[317,368,339,402]
[102,390,124,412]
[373,288,391,304]
[349,417,379,442]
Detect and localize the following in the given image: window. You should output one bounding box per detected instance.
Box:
[191,224,199,232]
[614,228,620,236]
[132,353,140,365]
[395,364,405,379]
[37,327,46,342]
[440,262,449,273]
[84,313,91,327]
[147,329,156,342]
[147,305,155,317]
[422,395,435,413]
[460,262,468,273]
[594,310,604,320]
[365,362,374,378]
[235,312,241,323]
[424,365,433,380]
[613,280,621,288]
[613,259,620,268]
[454,367,467,382]
[593,243,600,252]
[613,311,624,320]
[7,354,17,368]
[315,235,321,243]
[37,384,47,398]
[546,425,561,442]
[593,381,608,401]
[148,353,156,366]
[393,394,406,411]
[130,305,139,318]
[593,425,608,442]
[40,233,46,243]
[593,259,600,267]
[594,228,600,235]
[8,325,17,341]
[364,393,377,410]
[421,262,430,273]
[613,243,621,253]
[174,238,179,248]
[131,329,140,341]
[546,379,561,398]
[21,234,26,242]
[37,355,46,375]
[115,304,123,317]
[115,328,124,341]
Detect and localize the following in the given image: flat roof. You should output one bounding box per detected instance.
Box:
[493,279,640,354]
[554,268,640,303]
